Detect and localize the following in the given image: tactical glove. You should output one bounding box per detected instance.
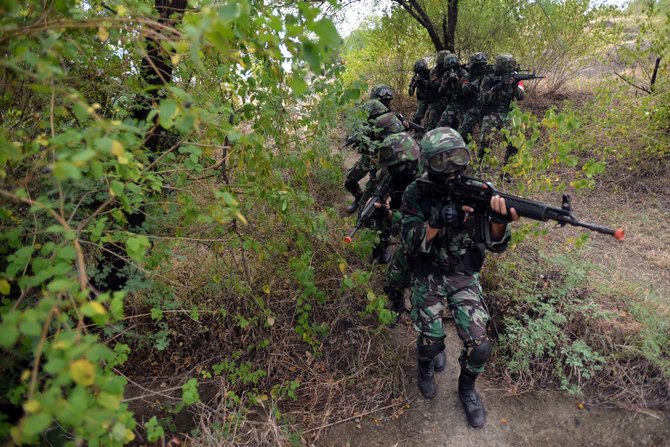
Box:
[489,209,512,224]
[429,204,466,228]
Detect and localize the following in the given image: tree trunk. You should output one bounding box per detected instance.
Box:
[392,0,458,52]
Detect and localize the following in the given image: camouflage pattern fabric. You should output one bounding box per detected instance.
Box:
[410,271,489,373]
[458,66,488,142]
[412,100,429,125]
[437,66,469,130]
[387,242,411,292]
[344,155,373,197]
[400,176,511,373]
[478,75,526,160]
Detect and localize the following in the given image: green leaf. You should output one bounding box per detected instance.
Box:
[53,161,82,180]
[290,74,308,96]
[181,378,200,405]
[301,41,320,71]
[0,322,19,348]
[159,99,178,129]
[21,412,52,437]
[125,235,151,263]
[311,19,341,48]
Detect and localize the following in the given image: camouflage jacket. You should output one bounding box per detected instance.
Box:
[438,67,469,104]
[409,71,431,100]
[400,174,510,274]
[479,74,526,114]
[460,68,488,110]
[424,67,445,104]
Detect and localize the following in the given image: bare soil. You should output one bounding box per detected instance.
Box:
[322,126,670,447]
[313,322,670,447]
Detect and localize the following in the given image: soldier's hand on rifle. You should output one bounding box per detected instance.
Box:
[489,195,519,241]
[428,203,473,229]
[373,196,392,221]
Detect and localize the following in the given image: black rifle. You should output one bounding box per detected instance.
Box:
[406,121,425,133]
[395,112,426,133]
[489,71,544,84]
[344,172,393,243]
[418,175,625,240]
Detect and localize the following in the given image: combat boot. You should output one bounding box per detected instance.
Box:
[458,369,486,427]
[418,358,437,399]
[433,350,446,372]
[346,194,361,214]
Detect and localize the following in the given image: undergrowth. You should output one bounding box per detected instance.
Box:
[484,247,670,409]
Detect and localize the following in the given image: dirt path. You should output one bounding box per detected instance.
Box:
[325,150,670,447]
[314,325,670,447]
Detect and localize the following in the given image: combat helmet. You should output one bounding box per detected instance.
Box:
[435,50,452,70]
[468,52,487,69]
[371,111,405,140]
[362,99,389,118]
[442,54,460,70]
[370,84,394,107]
[420,127,470,180]
[494,54,517,74]
[378,132,420,178]
[413,59,429,73]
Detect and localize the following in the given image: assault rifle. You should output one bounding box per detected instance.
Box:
[344,172,393,243]
[489,71,544,85]
[418,175,625,240]
[406,121,425,133]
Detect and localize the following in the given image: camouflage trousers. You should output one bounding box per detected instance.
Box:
[478,111,517,162]
[411,271,491,374]
[412,100,429,125]
[424,102,445,131]
[459,107,480,144]
[438,103,465,130]
[387,244,411,293]
[344,154,373,197]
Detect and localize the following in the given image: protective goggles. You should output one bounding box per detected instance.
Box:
[427,148,470,173]
[378,146,394,164]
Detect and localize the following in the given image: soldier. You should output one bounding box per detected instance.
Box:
[478,54,526,166]
[459,52,489,144]
[400,127,519,427]
[408,59,431,125]
[344,85,405,214]
[369,132,425,322]
[437,53,469,130]
[424,50,451,131]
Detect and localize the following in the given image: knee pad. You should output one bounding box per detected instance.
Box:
[468,339,493,369]
[417,335,446,360]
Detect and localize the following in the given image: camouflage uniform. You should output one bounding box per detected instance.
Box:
[408,59,431,125]
[361,130,419,265]
[478,54,526,162]
[401,177,510,373]
[437,54,469,130]
[344,99,389,204]
[374,133,422,315]
[459,53,489,144]
[401,127,512,427]
[424,51,451,131]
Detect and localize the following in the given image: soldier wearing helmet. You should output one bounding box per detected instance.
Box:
[344,86,407,214]
[437,54,469,130]
[424,50,452,131]
[367,132,423,313]
[459,52,490,143]
[409,59,431,125]
[400,127,519,427]
[478,54,526,168]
